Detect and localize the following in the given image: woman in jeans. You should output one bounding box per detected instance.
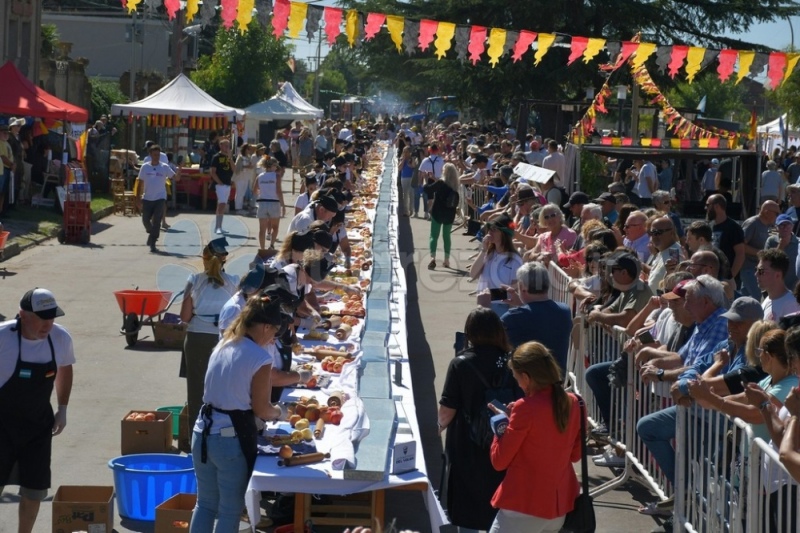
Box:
[488,341,582,533]
[190,294,286,532]
[424,162,460,270]
[398,146,417,217]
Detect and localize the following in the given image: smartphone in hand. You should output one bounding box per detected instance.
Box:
[637,330,656,344]
[489,288,508,301]
[489,399,510,415]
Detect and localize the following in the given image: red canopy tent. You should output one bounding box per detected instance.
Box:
[0,61,88,122]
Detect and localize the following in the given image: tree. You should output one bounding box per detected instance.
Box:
[192,21,293,108]
[41,24,60,60]
[90,77,129,119]
[305,70,349,112]
[665,73,749,123]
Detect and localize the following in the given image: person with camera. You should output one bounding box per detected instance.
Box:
[470,214,523,317]
[487,341,582,533]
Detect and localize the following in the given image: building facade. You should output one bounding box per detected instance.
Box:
[1,0,41,83]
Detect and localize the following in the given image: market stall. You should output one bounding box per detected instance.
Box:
[244,145,447,532]
[243,82,323,144]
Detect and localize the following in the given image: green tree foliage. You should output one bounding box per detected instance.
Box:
[304,70,349,111]
[41,24,60,60]
[665,73,749,123]
[191,22,293,108]
[90,78,129,120]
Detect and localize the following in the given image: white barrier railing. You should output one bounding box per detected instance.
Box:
[548,262,800,531]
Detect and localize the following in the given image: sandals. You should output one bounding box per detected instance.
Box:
[428,259,436,270]
[443,260,450,268]
[638,499,673,516]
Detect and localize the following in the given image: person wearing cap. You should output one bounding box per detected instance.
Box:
[594,192,618,225]
[563,191,590,232]
[756,248,800,321]
[633,275,729,489]
[702,158,721,199]
[137,144,175,253]
[587,251,653,328]
[252,156,285,251]
[525,140,544,166]
[294,173,319,215]
[766,215,799,291]
[762,159,786,204]
[180,238,240,432]
[210,139,235,234]
[0,289,74,533]
[191,294,288,531]
[287,192,338,235]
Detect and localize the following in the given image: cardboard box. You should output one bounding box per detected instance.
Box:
[153,322,187,349]
[121,410,173,455]
[155,493,196,533]
[178,404,191,453]
[52,485,114,533]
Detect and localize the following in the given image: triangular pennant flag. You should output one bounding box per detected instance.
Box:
[487,28,507,67]
[717,49,737,82]
[568,36,588,66]
[256,0,270,29]
[403,20,419,56]
[164,0,180,20]
[631,42,656,69]
[583,38,606,63]
[468,25,487,65]
[272,0,290,36]
[419,19,438,51]
[220,0,237,29]
[618,41,639,66]
[287,1,307,38]
[455,25,470,62]
[605,41,621,65]
[701,48,719,70]
[504,30,519,57]
[684,46,705,82]
[323,7,343,45]
[512,30,536,62]
[364,13,385,41]
[345,10,358,47]
[737,51,755,84]
[126,0,141,12]
[767,52,787,90]
[534,33,556,66]
[121,0,127,10]
[434,21,456,59]
[668,45,688,78]
[784,53,800,84]
[749,52,768,77]
[185,0,199,21]
[305,4,322,41]
[353,12,364,48]
[386,15,404,52]
[236,0,254,31]
[199,0,217,26]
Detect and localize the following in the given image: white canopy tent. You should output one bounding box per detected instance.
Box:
[243,82,323,143]
[111,74,244,120]
[757,113,800,154]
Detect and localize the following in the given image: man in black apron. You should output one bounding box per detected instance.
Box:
[0,288,74,533]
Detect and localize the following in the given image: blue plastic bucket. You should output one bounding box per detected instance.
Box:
[108,453,196,521]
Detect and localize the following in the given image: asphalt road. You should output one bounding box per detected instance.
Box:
[0,180,661,533]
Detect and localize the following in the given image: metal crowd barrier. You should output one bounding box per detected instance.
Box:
[746,437,799,533]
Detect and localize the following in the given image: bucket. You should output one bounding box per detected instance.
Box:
[156,406,183,437]
[108,453,196,521]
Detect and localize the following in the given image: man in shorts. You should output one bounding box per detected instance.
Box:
[0,289,75,533]
[210,139,234,234]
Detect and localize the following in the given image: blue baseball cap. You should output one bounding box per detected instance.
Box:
[777,214,794,226]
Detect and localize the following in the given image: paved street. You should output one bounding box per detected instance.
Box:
[0,182,658,532]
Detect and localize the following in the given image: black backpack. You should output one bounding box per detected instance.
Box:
[444,188,460,209]
[459,354,517,449]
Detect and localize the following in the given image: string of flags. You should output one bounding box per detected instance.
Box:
[120,0,800,89]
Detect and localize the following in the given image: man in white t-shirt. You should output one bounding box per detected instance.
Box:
[758,248,800,321]
[0,288,75,533]
[418,143,445,220]
[294,174,318,215]
[635,159,658,206]
[137,144,175,253]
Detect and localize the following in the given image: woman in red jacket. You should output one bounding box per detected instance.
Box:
[489,341,583,533]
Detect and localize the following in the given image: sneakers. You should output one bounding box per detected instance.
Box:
[161,222,170,230]
[428,259,436,270]
[592,448,625,467]
[215,227,223,234]
[591,423,609,438]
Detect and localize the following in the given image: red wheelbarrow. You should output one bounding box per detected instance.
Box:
[113,289,184,347]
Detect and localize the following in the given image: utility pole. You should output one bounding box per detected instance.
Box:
[129,12,137,151]
[313,28,322,107]
[172,10,185,76]
[631,84,640,138]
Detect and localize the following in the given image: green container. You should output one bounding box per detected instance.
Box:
[156,405,182,438]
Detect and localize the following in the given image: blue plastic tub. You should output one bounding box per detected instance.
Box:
[108,453,196,521]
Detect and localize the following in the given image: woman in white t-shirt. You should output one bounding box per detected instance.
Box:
[469,213,523,317]
[232,143,255,213]
[180,238,240,435]
[191,294,286,531]
[253,157,285,250]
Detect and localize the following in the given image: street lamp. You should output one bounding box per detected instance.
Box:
[617,84,628,136]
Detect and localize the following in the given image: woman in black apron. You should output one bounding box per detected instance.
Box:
[192,294,286,531]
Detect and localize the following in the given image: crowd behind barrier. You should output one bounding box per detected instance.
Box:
[547,261,799,533]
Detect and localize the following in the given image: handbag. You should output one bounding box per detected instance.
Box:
[561,395,596,533]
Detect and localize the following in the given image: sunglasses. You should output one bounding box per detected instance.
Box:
[687,262,710,269]
[543,213,559,220]
[623,222,642,229]
[648,228,670,236]
[755,267,772,275]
